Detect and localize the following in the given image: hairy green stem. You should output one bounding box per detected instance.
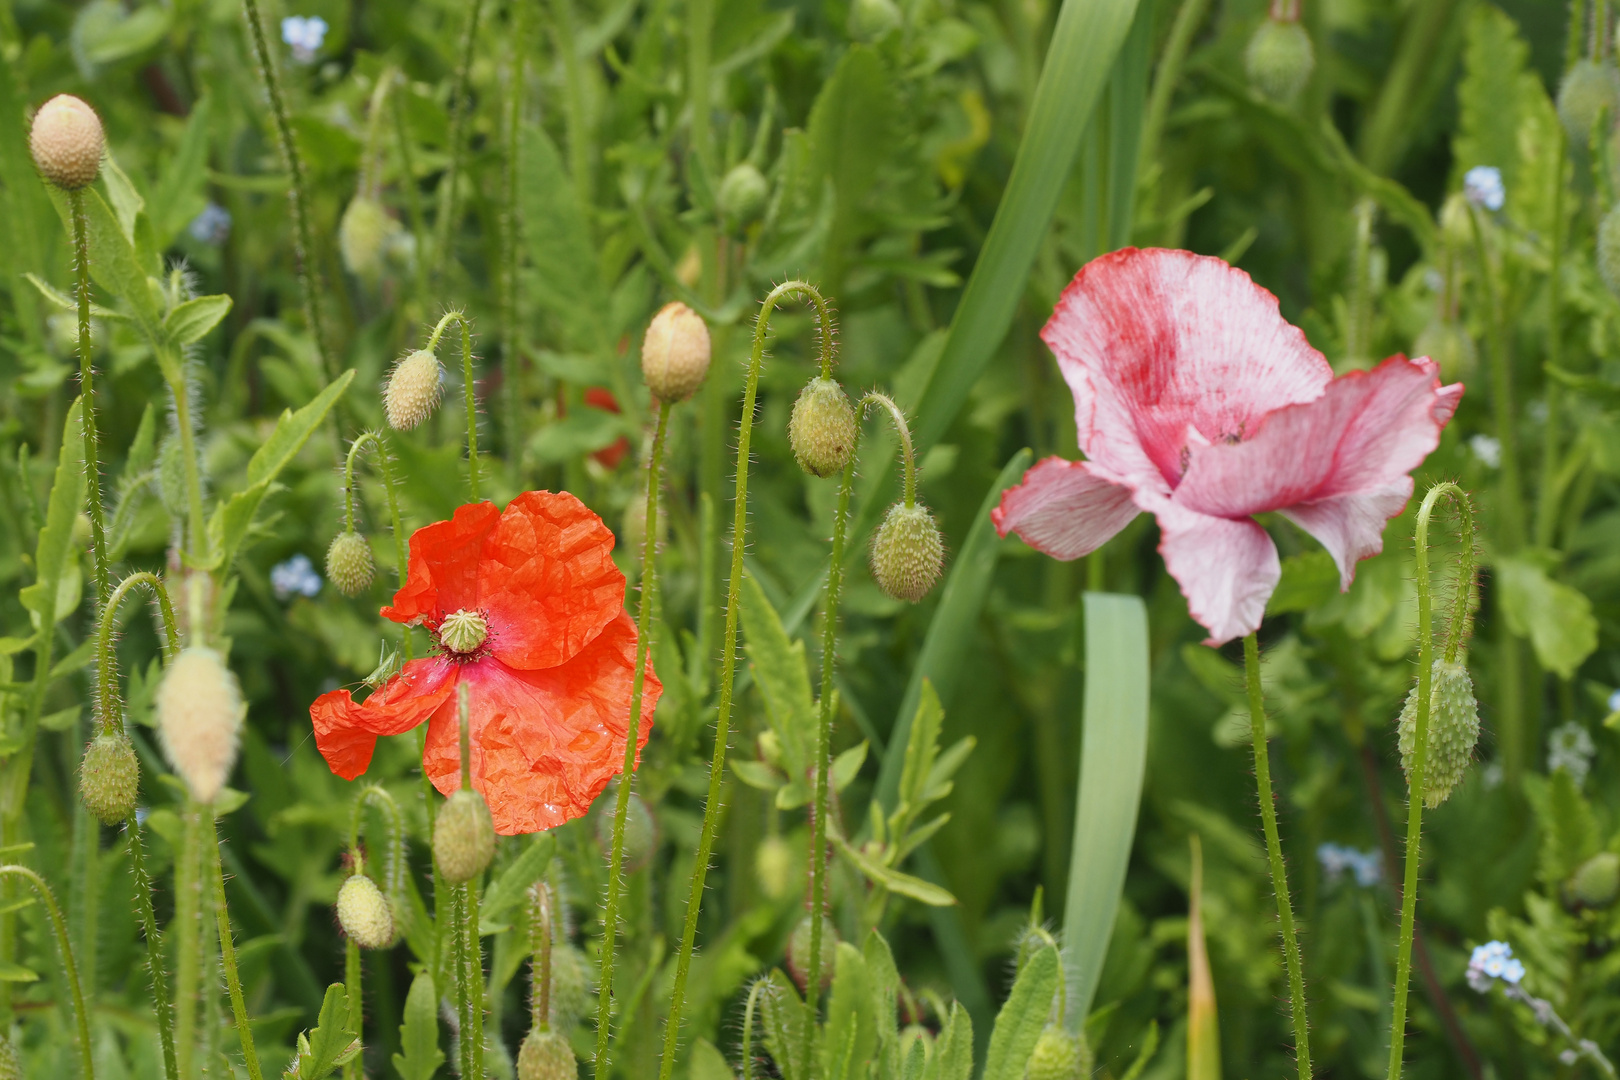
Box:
[1243,632,1311,1080]
[659,282,834,1080]
[97,571,180,732]
[454,884,473,1079]
[175,803,201,1078]
[1468,208,1524,550]
[68,189,109,610]
[349,784,407,904]
[503,6,530,481]
[0,866,93,1078]
[129,814,180,1080]
[596,401,670,1076]
[427,312,481,502]
[436,0,487,280]
[1387,483,1474,1080]
[531,883,553,1031]
[740,979,765,1080]
[467,880,484,1078]
[206,814,263,1080]
[862,392,915,506]
[344,938,362,1080]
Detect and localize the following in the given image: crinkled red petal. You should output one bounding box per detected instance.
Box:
[311,658,459,779]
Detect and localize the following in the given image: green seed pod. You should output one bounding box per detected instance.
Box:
[325,530,375,598]
[718,162,770,228]
[871,503,945,603]
[339,196,402,280]
[518,1029,578,1080]
[755,834,795,901]
[433,788,496,884]
[593,784,658,873]
[1568,851,1620,909]
[1558,59,1620,145]
[336,873,394,949]
[1599,204,1620,298]
[385,349,444,431]
[1026,1026,1084,1080]
[1244,18,1314,104]
[1397,659,1480,808]
[79,731,139,824]
[848,0,902,41]
[1412,318,1477,383]
[787,913,838,991]
[30,94,104,189]
[789,377,857,478]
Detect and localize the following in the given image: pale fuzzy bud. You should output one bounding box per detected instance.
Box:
[871,503,945,603]
[1568,851,1620,909]
[641,302,712,403]
[787,913,837,991]
[518,1029,578,1080]
[339,196,402,279]
[336,873,394,949]
[80,731,139,824]
[1025,1026,1083,1080]
[755,834,794,901]
[1558,59,1620,145]
[1244,18,1314,104]
[718,163,769,228]
[30,94,104,189]
[788,377,857,477]
[385,349,444,431]
[1598,204,1620,298]
[593,783,658,873]
[325,531,375,597]
[157,647,243,805]
[1397,659,1480,808]
[434,788,495,883]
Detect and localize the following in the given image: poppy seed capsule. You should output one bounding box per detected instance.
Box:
[385,349,444,431]
[787,914,838,990]
[336,873,394,949]
[871,503,945,603]
[325,531,375,597]
[1026,1026,1084,1080]
[1558,59,1620,145]
[339,196,402,279]
[1397,659,1480,809]
[718,162,769,227]
[434,788,495,883]
[79,731,139,824]
[30,94,104,189]
[1569,852,1620,909]
[641,301,712,403]
[518,1029,578,1080]
[1244,18,1314,104]
[157,647,244,805]
[1599,205,1620,297]
[789,377,857,477]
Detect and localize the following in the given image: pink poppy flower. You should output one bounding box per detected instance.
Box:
[993,248,1463,645]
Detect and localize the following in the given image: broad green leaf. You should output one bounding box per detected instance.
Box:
[740,574,816,780]
[163,294,233,347]
[46,185,164,342]
[479,833,555,931]
[526,409,628,465]
[921,1004,973,1080]
[982,945,1060,1080]
[73,0,170,66]
[689,1038,733,1080]
[517,123,609,352]
[392,971,444,1080]
[831,741,867,792]
[1452,5,1534,191]
[23,273,125,320]
[1535,769,1600,886]
[19,400,85,636]
[731,758,786,791]
[1061,593,1149,1029]
[822,942,873,1080]
[836,838,957,906]
[291,983,360,1079]
[1496,552,1598,679]
[760,969,810,1080]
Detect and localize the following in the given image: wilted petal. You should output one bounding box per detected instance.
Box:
[312,658,459,779]
[992,456,1140,559]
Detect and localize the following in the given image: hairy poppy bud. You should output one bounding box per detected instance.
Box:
[385,349,444,431]
[1599,205,1620,298]
[789,377,857,477]
[339,196,402,279]
[518,1029,578,1080]
[718,162,770,228]
[157,647,244,805]
[641,301,711,403]
[594,783,658,872]
[787,914,837,991]
[325,531,375,597]
[80,731,139,824]
[871,503,944,603]
[848,0,902,40]
[755,835,794,900]
[1568,851,1620,909]
[1558,59,1620,145]
[1397,659,1479,808]
[30,94,104,189]
[434,788,495,883]
[1244,18,1314,104]
[336,872,394,948]
[1412,318,1477,382]
[1026,1026,1084,1080]
[549,944,592,1031]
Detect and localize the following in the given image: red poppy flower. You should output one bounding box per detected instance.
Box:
[310,491,659,834]
[993,248,1463,645]
[584,387,630,469]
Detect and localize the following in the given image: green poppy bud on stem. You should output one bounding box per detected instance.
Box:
[326,530,375,597]
[1244,18,1314,104]
[336,872,395,948]
[871,503,944,603]
[385,349,444,431]
[30,94,104,189]
[641,301,712,403]
[518,1029,578,1080]
[789,377,857,477]
[339,196,402,279]
[79,731,139,824]
[787,913,837,991]
[434,788,495,883]
[1558,59,1620,146]
[1568,851,1620,909]
[157,647,244,805]
[718,163,769,228]
[1397,658,1479,808]
[1026,1025,1091,1080]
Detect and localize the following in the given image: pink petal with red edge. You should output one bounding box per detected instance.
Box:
[381,501,502,627]
[992,456,1139,559]
[422,612,659,835]
[311,658,459,779]
[1043,248,1333,492]
[1172,355,1463,587]
[1143,493,1280,646]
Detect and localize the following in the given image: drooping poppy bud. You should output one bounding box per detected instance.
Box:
[79,731,139,824]
[641,301,712,403]
[157,647,244,805]
[786,913,837,991]
[1558,59,1620,146]
[1244,18,1314,104]
[434,788,496,883]
[789,377,857,477]
[593,783,658,872]
[871,503,944,603]
[1398,658,1479,808]
[30,94,104,190]
[718,163,770,228]
[326,531,375,597]
[518,1030,578,1080]
[1026,1026,1084,1080]
[385,349,444,431]
[336,872,394,949]
[1568,851,1620,909]
[339,196,402,279]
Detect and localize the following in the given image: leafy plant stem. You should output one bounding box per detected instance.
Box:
[128,814,180,1080]
[658,281,834,1080]
[1243,631,1311,1080]
[96,571,180,732]
[436,0,487,281]
[0,866,92,1078]
[1387,482,1474,1080]
[597,400,670,1076]
[68,189,108,610]
[207,813,263,1080]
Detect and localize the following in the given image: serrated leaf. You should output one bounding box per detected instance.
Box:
[46,186,163,343]
[740,574,816,780]
[760,970,810,1080]
[1452,5,1534,191]
[479,833,555,931]
[822,943,873,1080]
[293,983,359,1080]
[863,931,901,1077]
[392,971,443,1080]
[164,294,233,346]
[921,1004,973,1080]
[982,946,1060,1080]
[517,123,609,352]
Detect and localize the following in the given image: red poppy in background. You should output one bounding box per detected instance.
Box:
[584,387,630,468]
[994,248,1463,645]
[310,491,659,834]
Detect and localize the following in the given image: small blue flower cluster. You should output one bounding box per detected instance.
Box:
[1317,843,1381,887]
[271,553,322,600]
[281,15,328,64]
[1464,165,1505,212]
[188,202,231,245]
[1467,940,1525,992]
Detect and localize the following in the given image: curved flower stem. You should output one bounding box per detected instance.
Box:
[68,189,108,611]
[358,68,397,200]
[96,571,180,732]
[0,866,92,1078]
[596,400,671,1076]
[531,883,553,1031]
[658,281,834,1080]
[860,392,916,506]
[128,813,180,1080]
[1243,631,1311,1080]
[349,784,407,904]
[427,312,481,502]
[343,432,413,659]
[740,979,765,1080]
[1387,482,1474,1080]
[238,0,331,378]
[435,0,487,281]
[206,813,263,1080]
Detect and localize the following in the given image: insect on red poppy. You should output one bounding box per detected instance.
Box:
[310,491,659,834]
